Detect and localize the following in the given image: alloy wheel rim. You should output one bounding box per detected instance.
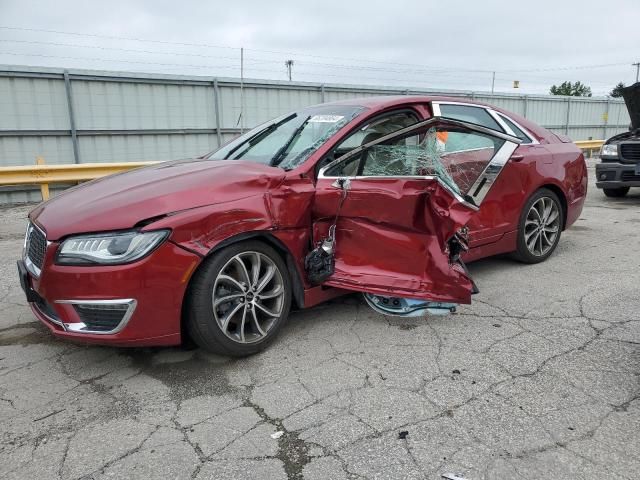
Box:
[212,251,285,344]
[524,196,560,257]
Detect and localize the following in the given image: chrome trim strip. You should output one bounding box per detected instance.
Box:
[32,302,67,331]
[54,298,137,335]
[466,141,519,205]
[432,101,539,146]
[318,116,520,177]
[23,221,50,278]
[488,109,516,136]
[491,110,539,145]
[433,100,495,109]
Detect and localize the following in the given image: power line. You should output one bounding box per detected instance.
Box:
[0,38,495,77]
[0,25,240,51]
[0,51,283,74]
[0,52,477,88]
[0,38,604,84]
[0,25,634,78]
[0,38,276,64]
[0,39,508,78]
[0,25,495,73]
[503,62,632,73]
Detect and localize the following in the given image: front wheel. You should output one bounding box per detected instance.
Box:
[603,187,629,198]
[186,240,292,356]
[513,188,564,264]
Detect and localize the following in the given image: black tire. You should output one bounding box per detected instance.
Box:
[603,187,630,198]
[186,240,292,357]
[512,188,564,264]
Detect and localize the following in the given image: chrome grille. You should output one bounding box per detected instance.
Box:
[25,223,47,274]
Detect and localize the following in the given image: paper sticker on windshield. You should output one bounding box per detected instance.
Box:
[309,115,345,123]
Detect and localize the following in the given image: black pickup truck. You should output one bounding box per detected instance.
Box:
[596,82,640,197]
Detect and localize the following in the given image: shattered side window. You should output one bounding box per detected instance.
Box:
[327,126,505,197]
[359,128,461,194]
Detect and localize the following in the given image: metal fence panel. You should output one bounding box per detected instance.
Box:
[524,97,569,128]
[0,76,69,130]
[0,135,74,166]
[77,133,218,163]
[71,80,215,130]
[0,64,632,203]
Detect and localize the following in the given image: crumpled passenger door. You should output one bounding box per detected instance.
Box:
[311,117,521,307]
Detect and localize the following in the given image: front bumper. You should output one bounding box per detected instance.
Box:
[595,162,640,189]
[19,239,201,346]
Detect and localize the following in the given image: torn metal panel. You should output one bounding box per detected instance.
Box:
[363,294,457,316]
[149,196,274,256]
[265,175,316,228]
[312,118,519,306]
[311,179,477,304]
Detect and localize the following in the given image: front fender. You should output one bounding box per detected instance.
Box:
[145,194,276,256]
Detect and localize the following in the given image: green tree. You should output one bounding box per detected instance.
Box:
[549,81,592,97]
[610,82,625,97]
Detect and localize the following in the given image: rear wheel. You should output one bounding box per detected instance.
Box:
[186,241,291,356]
[513,188,563,264]
[603,187,629,198]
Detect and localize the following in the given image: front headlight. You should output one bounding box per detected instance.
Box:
[56,229,169,265]
[600,144,618,159]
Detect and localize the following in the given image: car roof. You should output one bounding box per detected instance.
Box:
[322,95,551,142]
[322,95,475,108]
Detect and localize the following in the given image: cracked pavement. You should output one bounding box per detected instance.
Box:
[1,166,639,479]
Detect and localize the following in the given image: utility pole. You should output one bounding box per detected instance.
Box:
[634,62,640,83]
[285,60,294,81]
[491,71,495,94]
[240,47,244,134]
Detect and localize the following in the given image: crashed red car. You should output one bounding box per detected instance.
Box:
[18,96,587,356]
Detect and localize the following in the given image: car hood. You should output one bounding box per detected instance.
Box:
[622,82,640,131]
[30,159,286,240]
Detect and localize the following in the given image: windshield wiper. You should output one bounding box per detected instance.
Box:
[270,115,311,167]
[224,113,297,160]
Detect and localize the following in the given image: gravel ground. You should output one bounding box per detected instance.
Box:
[0,165,639,480]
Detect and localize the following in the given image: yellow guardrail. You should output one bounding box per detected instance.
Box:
[0,140,605,202]
[574,139,604,158]
[574,140,604,149]
[0,156,157,200]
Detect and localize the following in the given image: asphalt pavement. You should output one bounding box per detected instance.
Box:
[1,164,639,480]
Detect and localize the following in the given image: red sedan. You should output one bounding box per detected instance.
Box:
[18,96,587,356]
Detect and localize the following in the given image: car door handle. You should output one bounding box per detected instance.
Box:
[331,178,351,190]
[510,154,525,162]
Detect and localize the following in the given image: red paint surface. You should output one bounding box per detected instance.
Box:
[26,96,587,346]
[28,240,198,345]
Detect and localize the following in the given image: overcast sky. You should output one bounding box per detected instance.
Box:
[1,0,639,96]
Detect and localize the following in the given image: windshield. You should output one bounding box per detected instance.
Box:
[208,105,365,170]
